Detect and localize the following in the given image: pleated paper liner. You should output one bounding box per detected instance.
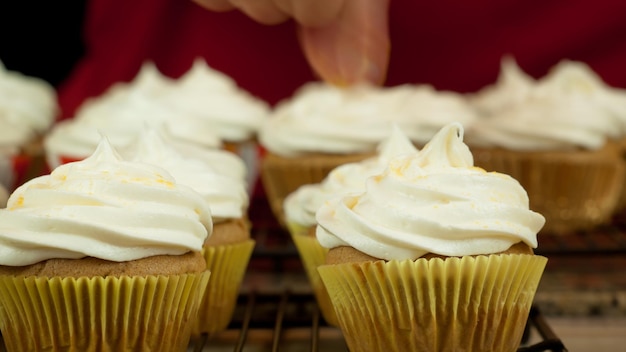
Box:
[194,240,255,335]
[612,136,626,214]
[286,222,338,326]
[0,271,211,352]
[472,147,625,234]
[318,254,547,352]
[260,152,372,226]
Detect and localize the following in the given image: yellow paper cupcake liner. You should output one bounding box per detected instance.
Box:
[472,148,624,234]
[0,271,211,352]
[286,222,338,326]
[318,254,547,352]
[194,240,255,335]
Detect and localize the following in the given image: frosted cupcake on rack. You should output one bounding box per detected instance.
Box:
[284,124,418,326]
[0,61,58,189]
[161,58,270,149]
[466,59,626,234]
[259,82,477,225]
[317,123,547,352]
[44,62,222,170]
[127,129,254,335]
[0,137,212,351]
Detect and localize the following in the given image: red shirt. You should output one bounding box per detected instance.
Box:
[57,0,626,119]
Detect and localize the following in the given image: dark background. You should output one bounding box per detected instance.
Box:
[0,1,86,87]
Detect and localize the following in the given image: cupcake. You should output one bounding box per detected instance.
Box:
[259,82,474,225]
[44,62,222,170]
[316,123,547,352]
[466,58,626,234]
[0,137,212,351]
[0,61,58,190]
[160,58,270,188]
[284,124,418,326]
[127,129,254,335]
[161,58,270,147]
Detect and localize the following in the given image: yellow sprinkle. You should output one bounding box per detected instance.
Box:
[9,195,24,210]
[345,197,358,210]
[155,178,174,188]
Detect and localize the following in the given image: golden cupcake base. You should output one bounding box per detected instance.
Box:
[0,272,211,352]
[287,222,338,326]
[194,240,255,336]
[318,254,547,352]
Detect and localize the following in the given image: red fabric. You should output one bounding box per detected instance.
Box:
[11,154,30,191]
[57,0,626,120]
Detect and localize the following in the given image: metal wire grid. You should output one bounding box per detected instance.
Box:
[190,290,568,352]
[186,212,585,352]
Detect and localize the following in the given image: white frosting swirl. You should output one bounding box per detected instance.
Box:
[392,85,478,146]
[0,61,58,136]
[168,141,248,181]
[466,59,625,150]
[260,82,476,156]
[0,115,34,156]
[260,83,397,156]
[536,60,626,135]
[466,95,616,150]
[0,138,212,266]
[128,129,248,222]
[161,58,270,142]
[469,56,536,113]
[44,62,222,164]
[285,124,419,226]
[316,123,545,260]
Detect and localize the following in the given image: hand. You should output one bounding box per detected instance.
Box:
[193,0,390,86]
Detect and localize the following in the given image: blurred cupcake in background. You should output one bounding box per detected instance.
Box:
[389,84,477,148]
[259,82,476,225]
[466,58,626,234]
[0,61,58,190]
[44,61,223,170]
[0,137,212,351]
[317,123,547,352]
[161,58,269,148]
[469,56,536,115]
[127,129,255,336]
[284,124,419,326]
[159,58,271,188]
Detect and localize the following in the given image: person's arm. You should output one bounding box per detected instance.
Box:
[193,0,390,86]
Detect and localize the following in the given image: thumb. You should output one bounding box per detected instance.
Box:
[298,0,390,87]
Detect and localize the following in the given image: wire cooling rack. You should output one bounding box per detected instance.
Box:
[189,290,568,352]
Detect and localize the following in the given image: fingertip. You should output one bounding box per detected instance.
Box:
[292,0,345,27]
[298,0,390,87]
[232,0,290,25]
[192,0,235,12]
